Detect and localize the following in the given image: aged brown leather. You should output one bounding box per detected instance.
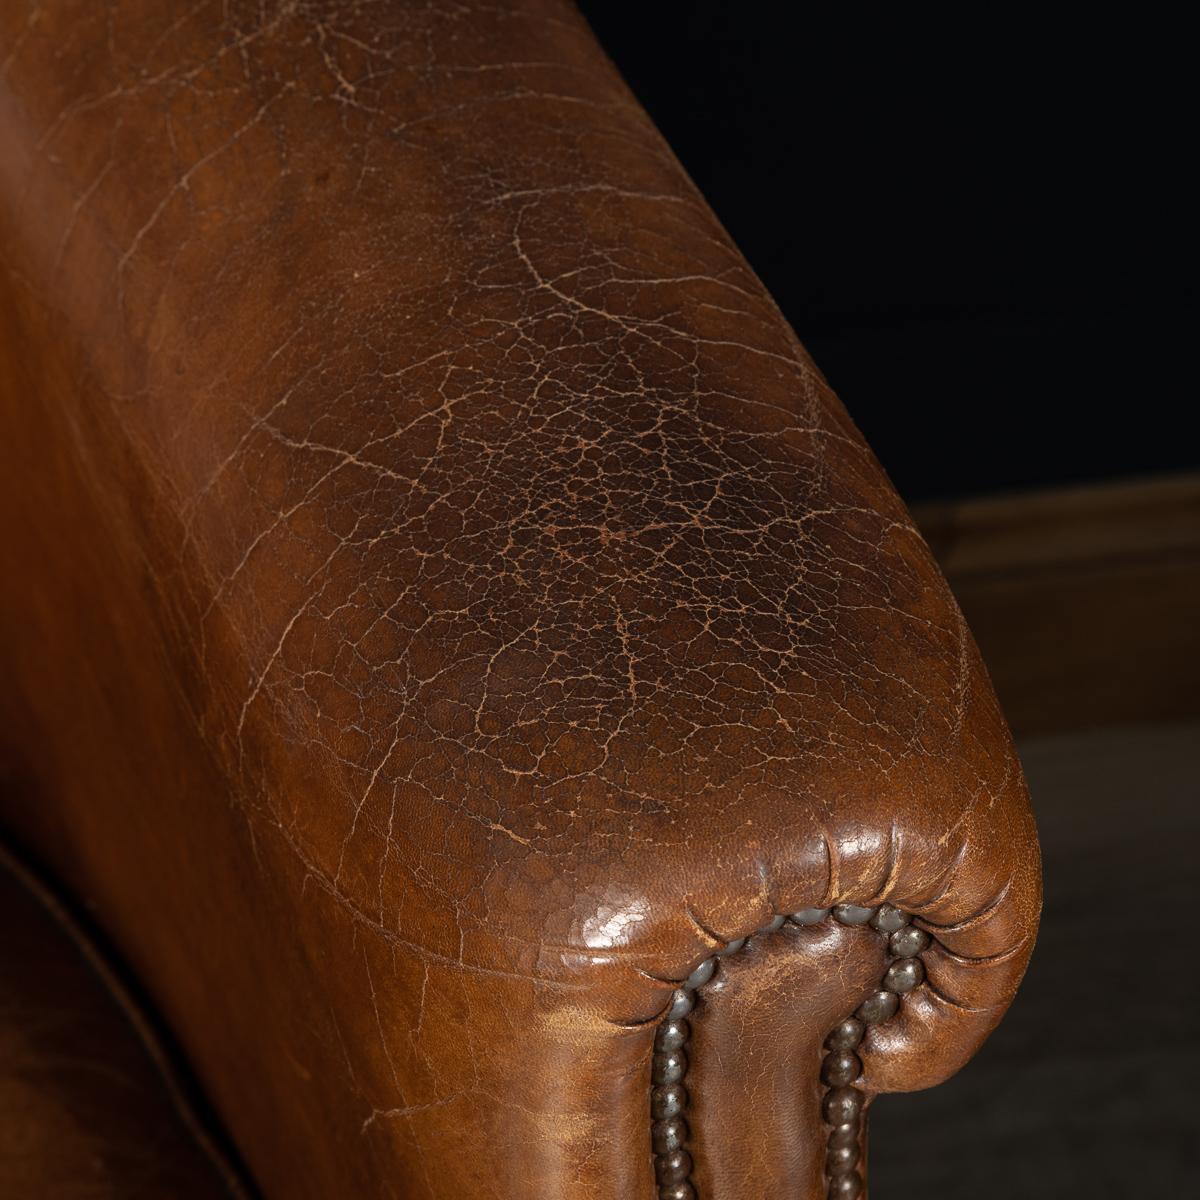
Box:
[0,845,244,1199]
[0,2,1041,1198]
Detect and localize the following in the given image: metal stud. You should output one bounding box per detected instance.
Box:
[826,1142,860,1173]
[883,957,925,994]
[652,1049,688,1086]
[651,1084,687,1121]
[821,1051,863,1087]
[821,1085,865,1126]
[832,904,875,925]
[827,1170,863,1198]
[870,903,909,933]
[791,907,830,925]
[889,926,930,958]
[825,1019,865,1052]
[684,957,716,990]
[651,1117,688,1155]
[655,1019,689,1053]
[828,1122,859,1150]
[856,990,899,1024]
[715,936,746,957]
[666,989,694,1020]
[659,1184,696,1200]
[655,1149,693,1184]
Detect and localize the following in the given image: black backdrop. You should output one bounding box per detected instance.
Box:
[577,5,1197,502]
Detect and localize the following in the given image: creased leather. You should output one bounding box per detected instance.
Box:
[0,2,1040,1197]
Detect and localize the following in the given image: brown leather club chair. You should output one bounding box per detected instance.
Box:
[0,3,1041,1197]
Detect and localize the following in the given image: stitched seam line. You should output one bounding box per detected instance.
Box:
[649,903,934,1200]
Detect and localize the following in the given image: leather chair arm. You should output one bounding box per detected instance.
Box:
[0,3,1040,1197]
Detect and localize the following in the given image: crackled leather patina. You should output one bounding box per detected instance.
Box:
[0,2,1040,1197]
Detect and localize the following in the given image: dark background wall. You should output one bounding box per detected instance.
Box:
[578,5,1197,502]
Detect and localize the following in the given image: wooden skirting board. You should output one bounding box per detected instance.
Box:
[913,474,1200,737]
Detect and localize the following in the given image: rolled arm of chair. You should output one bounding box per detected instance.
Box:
[0,2,1039,1198]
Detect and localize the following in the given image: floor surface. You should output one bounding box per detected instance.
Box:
[871,719,1199,1196]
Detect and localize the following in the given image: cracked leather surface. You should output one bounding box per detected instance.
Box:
[0,2,1040,1197]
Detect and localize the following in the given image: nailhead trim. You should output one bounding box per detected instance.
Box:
[649,902,935,1199]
